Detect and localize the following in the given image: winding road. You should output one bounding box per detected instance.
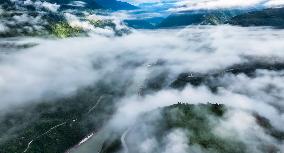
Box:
[121,128,131,153]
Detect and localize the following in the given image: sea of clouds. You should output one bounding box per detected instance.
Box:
[1,25,284,109]
[1,25,284,152]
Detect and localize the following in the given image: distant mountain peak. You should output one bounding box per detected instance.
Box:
[95,0,138,10]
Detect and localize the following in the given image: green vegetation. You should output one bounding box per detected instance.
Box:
[101,103,283,153]
[162,103,246,153]
[158,10,243,28]
[51,22,83,38]
[0,82,122,153]
[100,103,247,153]
[158,7,284,28]
[0,0,128,38]
[171,61,284,91]
[228,7,284,28]
[89,19,116,29]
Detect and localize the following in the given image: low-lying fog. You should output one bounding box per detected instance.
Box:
[1,25,284,153]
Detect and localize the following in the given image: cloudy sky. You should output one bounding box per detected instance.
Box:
[121,0,284,11]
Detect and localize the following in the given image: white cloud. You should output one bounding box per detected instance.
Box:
[170,0,284,12]
[68,1,86,7]
[172,0,260,11]
[105,68,284,152]
[12,14,42,24]
[21,0,60,12]
[139,138,158,153]
[264,0,284,7]
[120,0,284,11]
[23,0,33,5]
[121,0,164,5]
[1,25,284,110]
[64,13,95,31]
[0,23,8,33]
[214,109,284,152]
[41,1,60,12]
[1,26,284,152]
[0,37,98,109]
[0,7,3,15]
[163,129,189,153]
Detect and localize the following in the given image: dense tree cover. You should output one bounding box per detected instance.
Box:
[158,7,284,28]
[158,10,243,28]
[1,64,284,153]
[99,103,245,153]
[171,61,284,90]
[0,82,123,153]
[101,103,283,153]
[228,7,284,28]
[0,0,132,38]
[161,103,246,153]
